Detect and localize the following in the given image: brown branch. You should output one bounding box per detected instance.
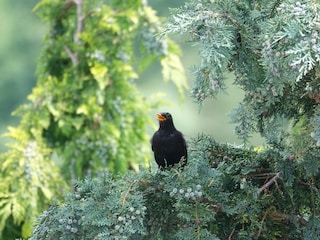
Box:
[256,208,269,239]
[267,208,308,226]
[73,0,84,44]
[228,227,235,240]
[121,180,137,206]
[246,172,277,177]
[250,207,309,238]
[274,179,284,198]
[257,172,281,194]
[63,0,84,66]
[245,172,278,179]
[64,46,78,66]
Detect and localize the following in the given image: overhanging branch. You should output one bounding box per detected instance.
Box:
[257,172,281,194]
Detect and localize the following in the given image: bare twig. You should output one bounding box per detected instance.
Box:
[245,172,277,179]
[228,227,235,240]
[257,172,281,194]
[274,179,284,198]
[73,0,84,44]
[256,208,269,239]
[267,207,308,226]
[64,46,78,66]
[195,203,201,239]
[121,180,137,206]
[63,0,84,66]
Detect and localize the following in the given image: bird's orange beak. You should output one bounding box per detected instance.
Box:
[157,113,166,122]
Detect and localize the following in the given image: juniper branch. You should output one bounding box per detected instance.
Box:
[257,172,281,194]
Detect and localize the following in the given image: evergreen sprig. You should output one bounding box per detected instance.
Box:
[5,0,320,239]
[0,127,65,238]
[30,134,320,239]
[0,0,188,238]
[165,0,320,146]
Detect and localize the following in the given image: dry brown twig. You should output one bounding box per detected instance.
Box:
[257,172,281,194]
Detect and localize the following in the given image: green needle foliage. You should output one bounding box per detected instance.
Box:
[165,0,320,146]
[30,135,320,239]
[0,127,66,238]
[0,0,187,238]
[23,0,186,178]
[30,0,320,239]
[9,0,320,240]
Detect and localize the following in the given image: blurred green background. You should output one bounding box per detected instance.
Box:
[0,0,261,152]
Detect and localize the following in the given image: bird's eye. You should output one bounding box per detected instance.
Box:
[166,113,171,119]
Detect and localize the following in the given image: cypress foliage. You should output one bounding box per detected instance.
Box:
[31,135,320,239]
[14,0,320,239]
[0,0,187,238]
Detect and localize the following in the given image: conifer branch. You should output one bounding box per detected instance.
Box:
[257,172,281,194]
[73,0,84,44]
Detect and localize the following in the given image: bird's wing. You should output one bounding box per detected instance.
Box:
[151,131,159,152]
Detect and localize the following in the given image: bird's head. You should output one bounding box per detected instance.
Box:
[157,112,175,129]
[157,112,172,122]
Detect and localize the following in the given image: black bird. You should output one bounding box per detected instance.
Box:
[151,112,187,169]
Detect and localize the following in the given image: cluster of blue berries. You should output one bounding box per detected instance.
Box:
[169,184,203,201]
[58,217,79,234]
[113,206,147,237]
[140,24,168,56]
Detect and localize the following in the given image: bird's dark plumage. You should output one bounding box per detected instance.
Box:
[151,112,187,169]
